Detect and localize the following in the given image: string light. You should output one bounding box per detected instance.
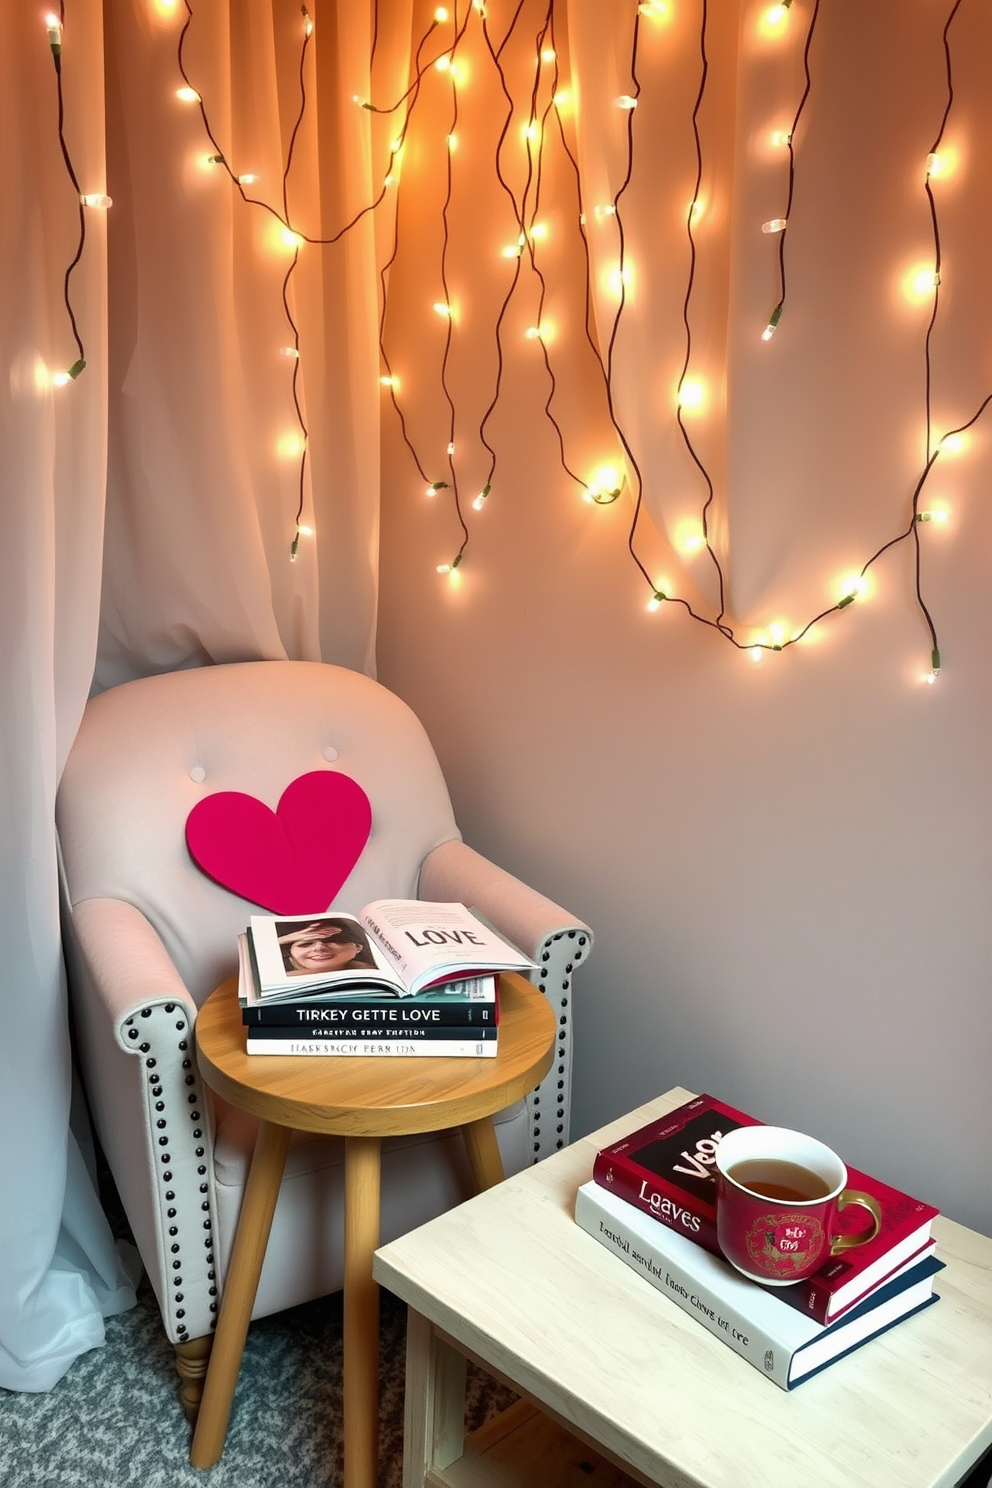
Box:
[762,304,783,341]
[176,86,201,103]
[52,360,86,387]
[80,194,112,208]
[168,0,975,674]
[45,13,62,56]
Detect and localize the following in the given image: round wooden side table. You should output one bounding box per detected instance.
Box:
[188,971,557,1488]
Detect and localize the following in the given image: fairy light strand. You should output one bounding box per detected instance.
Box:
[169,0,984,669]
[47,6,88,384]
[763,0,822,341]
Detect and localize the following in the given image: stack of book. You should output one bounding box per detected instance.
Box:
[238,899,534,1059]
[574,1093,942,1389]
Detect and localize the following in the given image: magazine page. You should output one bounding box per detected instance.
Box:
[248,912,404,997]
[359,900,534,995]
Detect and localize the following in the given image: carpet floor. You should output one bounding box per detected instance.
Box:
[0,1271,515,1488]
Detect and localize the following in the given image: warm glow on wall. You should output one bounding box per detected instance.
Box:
[150,0,988,677]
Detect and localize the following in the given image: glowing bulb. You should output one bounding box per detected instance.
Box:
[302,7,313,36]
[585,464,622,503]
[473,484,491,510]
[603,263,633,299]
[903,264,939,303]
[380,374,398,387]
[297,523,314,537]
[677,377,705,411]
[524,326,541,340]
[529,222,548,241]
[435,54,451,72]
[771,129,792,147]
[614,95,638,110]
[176,86,201,103]
[541,47,556,63]
[238,173,259,186]
[765,0,793,26]
[446,133,458,152]
[80,194,112,208]
[938,432,967,456]
[761,218,787,233]
[433,302,452,318]
[434,6,449,20]
[447,442,455,455]
[280,346,301,359]
[52,358,85,387]
[45,14,62,51]
[280,226,304,250]
[594,203,617,221]
[762,304,783,341]
[768,622,787,648]
[277,433,306,459]
[750,646,764,663]
[522,122,540,144]
[917,507,949,524]
[647,590,666,612]
[473,0,487,13]
[502,244,523,259]
[837,574,868,605]
[638,1,672,18]
[437,555,462,576]
[689,199,704,222]
[553,89,571,108]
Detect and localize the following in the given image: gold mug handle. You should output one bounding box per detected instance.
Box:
[829,1188,883,1255]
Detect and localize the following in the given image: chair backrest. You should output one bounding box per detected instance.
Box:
[57,661,460,1003]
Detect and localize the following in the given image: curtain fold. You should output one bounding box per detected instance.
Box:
[2,0,390,1391]
[0,0,137,1393]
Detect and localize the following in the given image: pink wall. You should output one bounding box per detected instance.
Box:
[375,0,992,1234]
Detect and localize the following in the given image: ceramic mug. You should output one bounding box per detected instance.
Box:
[715,1125,882,1286]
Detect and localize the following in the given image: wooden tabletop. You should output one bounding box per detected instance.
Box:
[193,971,557,1138]
[375,1087,992,1488]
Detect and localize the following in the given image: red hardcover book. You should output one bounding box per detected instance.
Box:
[592,1093,939,1324]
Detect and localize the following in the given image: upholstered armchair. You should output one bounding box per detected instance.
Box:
[56,661,591,1413]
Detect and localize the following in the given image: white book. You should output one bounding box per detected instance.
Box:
[245,1037,498,1058]
[574,1180,942,1390]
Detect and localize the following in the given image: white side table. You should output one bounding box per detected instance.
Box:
[374,1087,992,1488]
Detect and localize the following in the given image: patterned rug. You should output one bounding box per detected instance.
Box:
[0,1272,515,1488]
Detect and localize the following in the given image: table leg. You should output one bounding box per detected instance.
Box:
[462,1115,505,1192]
[189,1118,291,1468]
[402,1309,467,1488]
[344,1134,382,1488]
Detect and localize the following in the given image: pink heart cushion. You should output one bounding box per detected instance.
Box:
[185,770,372,914]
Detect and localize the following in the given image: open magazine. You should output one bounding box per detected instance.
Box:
[247,900,535,1000]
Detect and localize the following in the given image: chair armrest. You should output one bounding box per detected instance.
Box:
[71,898,198,1042]
[65,898,218,1344]
[418,840,593,1161]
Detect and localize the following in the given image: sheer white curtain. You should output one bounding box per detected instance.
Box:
[1,0,398,1391]
[0,0,137,1392]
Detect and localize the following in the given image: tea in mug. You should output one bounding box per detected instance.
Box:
[726,1158,832,1203]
